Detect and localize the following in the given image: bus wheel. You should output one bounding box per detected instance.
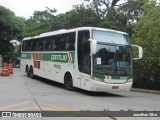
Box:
[64,73,74,91]
[27,68,30,77]
[30,67,35,79]
[25,65,28,73]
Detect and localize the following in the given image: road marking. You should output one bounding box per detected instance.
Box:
[0,101,124,119]
[39,102,73,111]
[13,106,39,111]
[11,104,72,111]
[0,101,33,110]
[40,106,67,111]
[0,101,73,111]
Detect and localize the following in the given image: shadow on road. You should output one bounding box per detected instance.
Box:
[75,88,125,97]
[24,75,125,97]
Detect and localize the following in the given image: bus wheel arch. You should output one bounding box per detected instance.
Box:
[64,72,74,91]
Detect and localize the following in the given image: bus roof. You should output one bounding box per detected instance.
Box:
[23,27,128,41]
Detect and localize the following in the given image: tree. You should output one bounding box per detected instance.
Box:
[0,5,25,61]
[82,0,121,19]
[132,0,160,86]
[50,5,99,30]
[80,0,144,33]
[22,7,57,37]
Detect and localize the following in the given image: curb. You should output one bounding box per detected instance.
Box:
[131,88,160,94]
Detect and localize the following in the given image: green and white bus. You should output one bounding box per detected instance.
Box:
[21,27,142,92]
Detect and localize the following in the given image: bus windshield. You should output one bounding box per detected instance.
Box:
[93,44,132,76]
[93,39,133,76]
[93,30,129,45]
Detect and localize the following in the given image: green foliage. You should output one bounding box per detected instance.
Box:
[132,0,160,82]
[22,8,57,37]
[0,5,25,61]
[50,5,99,30]
[23,0,144,37]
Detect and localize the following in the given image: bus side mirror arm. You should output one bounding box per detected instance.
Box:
[132,44,143,60]
[89,39,97,55]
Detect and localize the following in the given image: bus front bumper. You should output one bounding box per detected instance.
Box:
[86,80,133,92]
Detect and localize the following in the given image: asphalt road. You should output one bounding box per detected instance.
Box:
[0,68,159,120]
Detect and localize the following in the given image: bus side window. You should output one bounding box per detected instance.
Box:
[59,36,66,51]
[55,35,66,51]
[37,38,45,51]
[51,39,56,50]
[42,39,46,51]
[48,38,52,51]
[37,39,41,51]
[26,40,32,51]
[24,41,28,51]
[66,32,75,51]
[22,41,26,51]
[54,37,59,50]
[31,40,37,51]
[45,37,52,51]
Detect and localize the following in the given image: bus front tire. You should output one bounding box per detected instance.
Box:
[64,73,74,91]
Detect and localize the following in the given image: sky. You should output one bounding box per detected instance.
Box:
[0,0,83,19]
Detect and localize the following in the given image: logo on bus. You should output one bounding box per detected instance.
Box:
[50,52,73,63]
[51,55,68,62]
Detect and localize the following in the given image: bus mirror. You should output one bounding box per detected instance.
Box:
[89,39,97,55]
[132,44,143,60]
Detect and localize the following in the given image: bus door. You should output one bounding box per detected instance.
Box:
[77,30,91,89]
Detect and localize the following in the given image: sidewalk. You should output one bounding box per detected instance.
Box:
[131,88,160,94]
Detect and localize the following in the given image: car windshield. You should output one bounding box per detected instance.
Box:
[93,44,133,76]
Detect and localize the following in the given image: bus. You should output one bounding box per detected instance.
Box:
[21,27,143,92]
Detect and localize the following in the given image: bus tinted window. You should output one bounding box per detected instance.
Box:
[66,32,75,51]
[22,32,76,52]
[58,35,66,50]
[37,38,45,51]
[31,40,37,51]
[25,40,32,51]
[93,30,129,45]
[22,41,26,51]
[78,30,90,74]
[45,37,53,51]
[53,32,75,51]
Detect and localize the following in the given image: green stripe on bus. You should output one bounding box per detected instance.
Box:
[21,53,31,59]
[93,72,105,79]
[21,52,75,63]
[93,71,133,80]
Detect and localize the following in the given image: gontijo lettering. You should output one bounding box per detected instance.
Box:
[51,55,68,61]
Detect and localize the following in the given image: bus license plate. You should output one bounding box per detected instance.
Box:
[112,86,119,89]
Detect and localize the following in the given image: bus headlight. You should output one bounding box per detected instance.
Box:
[127,78,133,82]
[92,77,104,82]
